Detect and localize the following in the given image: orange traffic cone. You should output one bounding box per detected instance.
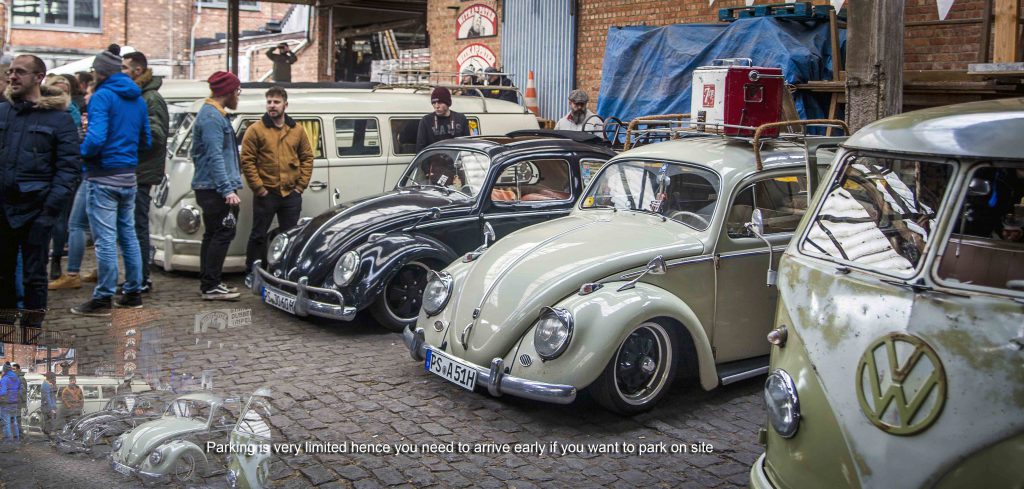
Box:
[525,70,540,116]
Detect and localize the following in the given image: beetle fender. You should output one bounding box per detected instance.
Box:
[509,281,718,391]
[351,233,459,310]
[140,439,209,476]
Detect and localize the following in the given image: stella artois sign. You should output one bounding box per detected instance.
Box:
[457,3,497,39]
[456,43,497,74]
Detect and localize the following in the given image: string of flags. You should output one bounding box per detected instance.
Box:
[708,0,958,22]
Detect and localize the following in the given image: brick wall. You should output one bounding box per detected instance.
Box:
[904,0,987,71]
[427,0,502,73]
[2,344,77,375]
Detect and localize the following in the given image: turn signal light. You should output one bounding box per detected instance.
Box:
[767,325,788,347]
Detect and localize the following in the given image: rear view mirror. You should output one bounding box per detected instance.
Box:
[744,209,776,287]
[483,221,496,246]
[968,178,991,196]
[746,209,765,237]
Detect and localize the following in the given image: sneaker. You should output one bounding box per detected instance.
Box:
[219,283,238,293]
[70,297,112,316]
[201,285,240,300]
[49,259,62,281]
[114,292,143,309]
[244,273,254,289]
[48,274,82,290]
[117,280,152,295]
[81,269,98,282]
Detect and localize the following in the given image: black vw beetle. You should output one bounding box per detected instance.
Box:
[251,131,615,331]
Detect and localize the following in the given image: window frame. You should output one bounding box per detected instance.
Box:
[12,0,103,32]
[795,150,960,280]
[388,117,421,156]
[725,173,811,240]
[489,158,574,206]
[196,1,260,10]
[333,116,382,158]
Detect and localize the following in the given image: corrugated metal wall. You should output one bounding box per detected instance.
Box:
[500,0,576,122]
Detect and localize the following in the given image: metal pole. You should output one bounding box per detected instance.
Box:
[228,0,240,74]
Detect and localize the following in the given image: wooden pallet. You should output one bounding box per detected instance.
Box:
[718,2,842,22]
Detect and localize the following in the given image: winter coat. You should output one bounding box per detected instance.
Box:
[60,384,83,410]
[266,47,298,83]
[81,72,151,179]
[240,113,314,196]
[40,381,56,410]
[191,99,242,197]
[15,372,26,407]
[0,371,20,405]
[0,85,82,229]
[135,69,169,186]
[483,76,519,104]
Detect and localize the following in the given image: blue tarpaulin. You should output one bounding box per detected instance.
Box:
[597,17,842,123]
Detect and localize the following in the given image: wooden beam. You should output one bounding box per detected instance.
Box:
[993,0,1021,62]
[228,0,240,75]
[845,0,905,133]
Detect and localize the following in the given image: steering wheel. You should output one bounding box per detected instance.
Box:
[668,211,710,228]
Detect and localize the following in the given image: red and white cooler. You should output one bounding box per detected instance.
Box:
[690,58,784,137]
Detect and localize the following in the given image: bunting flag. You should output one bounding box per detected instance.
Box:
[937,0,956,20]
[831,0,845,10]
[709,0,715,5]
[746,0,756,5]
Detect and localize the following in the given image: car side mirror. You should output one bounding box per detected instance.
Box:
[968,178,991,196]
[746,208,765,237]
[744,209,776,287]
[483,221,496,246]
[430,207,442,219]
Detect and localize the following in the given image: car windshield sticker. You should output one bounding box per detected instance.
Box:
[581,160,604,188]
[468,119,480,136]
[437,175,449,186]
[584,196,594,207]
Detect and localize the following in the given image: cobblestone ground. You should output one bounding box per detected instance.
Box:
[0,254,766,488]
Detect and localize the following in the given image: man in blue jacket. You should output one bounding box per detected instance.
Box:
[70,45,151,316]
[0,55,80,328]
[191,71,243,300]
[0,363,20,444]
[39,372,57,439]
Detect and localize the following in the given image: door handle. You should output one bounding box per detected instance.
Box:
[308,181,327,191]
[332,188,341,206]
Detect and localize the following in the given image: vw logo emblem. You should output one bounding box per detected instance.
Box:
[856,333,946,436]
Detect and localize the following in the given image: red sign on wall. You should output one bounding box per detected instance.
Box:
[456,3,497,40]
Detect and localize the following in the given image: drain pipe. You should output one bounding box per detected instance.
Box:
[189,3,204,79]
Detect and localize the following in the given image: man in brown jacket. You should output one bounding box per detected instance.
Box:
[240,86,313,283]
[59,375,84,426]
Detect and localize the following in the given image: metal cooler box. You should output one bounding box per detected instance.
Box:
[691,59,784,136]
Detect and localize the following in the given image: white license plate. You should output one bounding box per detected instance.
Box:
[112,461,132,476]
[425,348,478,391]
[262,286,296,314]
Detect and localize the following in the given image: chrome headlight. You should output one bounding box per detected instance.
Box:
[149,448,164,465]
[765,369,801,438]
[268,234,289,266]
[176,205,201,234]
[333,250,361,286]
[533,307,573,360]
[227,469,238,488]
[83,429,93,443]
[112,437,123,451]
[422,271,452,316]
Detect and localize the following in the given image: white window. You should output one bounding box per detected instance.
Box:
[13,0,101,30]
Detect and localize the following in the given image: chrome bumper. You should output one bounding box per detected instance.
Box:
[250,261,357,321]
[403,326,577,405]
[111,459,167,484]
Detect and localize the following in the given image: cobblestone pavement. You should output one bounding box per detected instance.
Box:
[0,255,766,488]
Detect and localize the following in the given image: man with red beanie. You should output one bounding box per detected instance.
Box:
[415,87,469,152]
[190,71,243,300]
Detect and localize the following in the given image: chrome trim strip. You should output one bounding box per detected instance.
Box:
[250,261,357,321]
[403,328,576,404]
[409,215,479,230]
[720,366,769,385]
[717,246,788,261]
[149,234,202,246]
[619,255,714,280]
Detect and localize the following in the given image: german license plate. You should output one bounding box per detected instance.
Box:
[112,461,133,476]
[425,348,477,391]
[262,286,296,314]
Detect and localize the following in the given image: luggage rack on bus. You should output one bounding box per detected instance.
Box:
[371,70,528,114]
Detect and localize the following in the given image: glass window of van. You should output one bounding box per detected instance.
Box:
[334,118,380,157]
[727,175,810,237]
[800,155,954,277]
[83,385,100,399]
[936,163,1024,294]
[390,117,482,156]
[101,386,116,398]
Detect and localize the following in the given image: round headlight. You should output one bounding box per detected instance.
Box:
[112,437,123,451]
[533,307,573,360]
[333,251,361,286]
[150,449,164,465]
[268,234,289,266]
[764,369,801,438]
[422,271,452,316]
[227,469,238,488]
[176,205,201,234]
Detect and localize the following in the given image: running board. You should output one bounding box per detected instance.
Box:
[717,355,770,385]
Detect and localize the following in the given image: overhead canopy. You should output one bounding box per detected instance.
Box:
[597,18,841,122]
[47,46,137,75]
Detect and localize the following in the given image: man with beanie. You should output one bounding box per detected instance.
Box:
[416,87,469,152]
[121,51,169,294]
[482,67,518,104]
[70,44,151,316]
[0,55,80,329]
[192,71,243,300]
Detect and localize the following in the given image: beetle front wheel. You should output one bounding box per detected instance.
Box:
[589,321,679,415]
[371,260,433,333]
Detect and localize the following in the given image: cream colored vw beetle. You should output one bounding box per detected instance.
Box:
[404,125,843,414]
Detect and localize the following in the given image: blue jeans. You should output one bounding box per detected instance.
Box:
[1,404,19,441]
[85,181,142,299]
[67,183,90,274]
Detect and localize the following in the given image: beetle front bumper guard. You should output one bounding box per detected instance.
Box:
[250,261,357,321]
[403,326,577,404]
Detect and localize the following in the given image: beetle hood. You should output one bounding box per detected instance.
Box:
[115,417,206,467]
[444,210,704,364]
[279,188,469,282]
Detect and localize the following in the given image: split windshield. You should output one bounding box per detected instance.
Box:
[580,160,720,230]
[400,149,492,198]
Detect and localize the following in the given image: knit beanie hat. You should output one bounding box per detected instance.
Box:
[431,87,452,106]
[208,71,241,98]
[93,44,122,77]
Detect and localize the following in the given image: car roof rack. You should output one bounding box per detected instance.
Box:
[371,70,528,114]
[240,81,378,90]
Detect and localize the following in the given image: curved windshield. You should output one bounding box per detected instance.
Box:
[164,399,212,423]
[400,149,491,197]
[581,160,721,230]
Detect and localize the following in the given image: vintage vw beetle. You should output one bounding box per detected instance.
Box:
[56,392,172,454]
[110,392,240,484]
[404,126,843,414]
[750,99,1024,488]
[250,131,616,331]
